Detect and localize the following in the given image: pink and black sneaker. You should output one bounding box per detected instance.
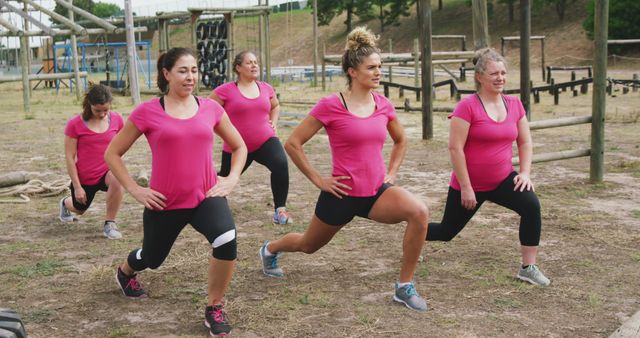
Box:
[115,267,146,299]
[204,303,232,337]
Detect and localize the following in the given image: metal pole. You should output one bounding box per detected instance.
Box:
[413,38,420,87]
[591,0,608,183]
[418,0,433,139]
[312,0,318,87]
[520,0,531,119]
[265,0,271,83]
[68,0,81,100]
[258,0,264,81]
[124,0,140,105]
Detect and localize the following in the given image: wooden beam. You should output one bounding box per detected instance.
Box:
[0,72,89,83]
[22,0,85,33]
[188,6,271,12]
[55,0,118,32]
[124,0,140,105]
[513,149,590,165]
[0,0,55,35]
[0,26,147,37]
[0,16,21,34]
[520,0,531,119]
[418,0,433,140]
[471,0,489,49]
[528,116,592,130]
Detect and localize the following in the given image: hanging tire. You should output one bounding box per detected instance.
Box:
[202,72,211,87]
[217,61,226,76]
[206,40,216,60]
[0,309,26,338]
[198,59,208,74]
[197,41,206,59]
[216,40,227,61]
[196,22,208,40]
[208,21,217,40]
[217,21,227,39]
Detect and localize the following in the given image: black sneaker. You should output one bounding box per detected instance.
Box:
[204,303,232,337]
[115,267,146,298]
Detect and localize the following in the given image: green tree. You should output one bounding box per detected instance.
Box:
[315,0,357,34]
[51,0,95,23]
[94,2,123,18]
[543,0,578,21]
[583,0,640,42]
[355,0,414,33]
[498,0,517,23]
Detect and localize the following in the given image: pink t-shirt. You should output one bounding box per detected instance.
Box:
[214,81,276,153]
[64,111,124,185]
[309,92,396,197]
[128,97,224,210]
[449,94,526,192]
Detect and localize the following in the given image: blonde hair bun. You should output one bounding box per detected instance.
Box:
[345,26,378,52]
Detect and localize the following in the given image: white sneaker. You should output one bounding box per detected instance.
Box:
[59,197,74,222]
[517,264,551,286]
[103,221,123,239]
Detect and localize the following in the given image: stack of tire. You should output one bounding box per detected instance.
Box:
[0,308,27,338]
[196,20,228,89]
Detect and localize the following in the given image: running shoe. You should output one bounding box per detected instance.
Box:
[103,221,122,239]
[59,197,74,222]
[393,282,428,312]
[272,207,292,225]
[204,303,232,337]
[517,264,551,286]
[115,267,146,298]
[259,241,284,277]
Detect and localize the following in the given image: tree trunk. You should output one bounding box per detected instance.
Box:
[508,1,514,23]
[345,1,353,33]
[556,0,566,21]
[438,0,443,10]
[379,4,384,33]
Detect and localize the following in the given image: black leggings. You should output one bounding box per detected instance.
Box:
[127,197,237,272]
[219,137,289,209]
[426,171,541,246]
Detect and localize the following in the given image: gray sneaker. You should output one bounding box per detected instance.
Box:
[517,264,551,286]
[103,221,123,240]
[59,197,74,222]
[393,282,428,312]
[259,241,284,277]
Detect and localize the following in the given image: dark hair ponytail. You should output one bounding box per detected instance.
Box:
[82,83,112,120]
[156,47,197,94]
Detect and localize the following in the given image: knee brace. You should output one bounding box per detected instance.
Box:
[127,248,148,271]
[211,229,237,261]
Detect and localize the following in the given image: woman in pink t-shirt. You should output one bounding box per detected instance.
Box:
[426,48,551,286]
[209,51,291,225]
[60,84,124,239]
[259,27,430,312]
[104,48,247,337]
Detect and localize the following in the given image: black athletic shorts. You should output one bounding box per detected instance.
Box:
[69,172,109,211]
[314,183,391,226]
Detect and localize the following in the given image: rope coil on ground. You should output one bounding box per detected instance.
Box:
[0,179,69,203]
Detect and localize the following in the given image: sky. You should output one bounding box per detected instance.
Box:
[1,0,298,48]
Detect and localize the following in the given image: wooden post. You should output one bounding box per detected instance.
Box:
[265,1,272,83]
[227,13,234,82]
[258,0,264,81]
[388,65,393,83]
[19,35,30,115]
[540,38,545,81]
[471,0,489,50]
[312,0,318,87]
[546,66,551,84]
[633,73,638,92]
[321,42,326,91]
[520,0,531,119]
[158,18,166,53]
[68,0,81,101]
[413,39,420,87]
[591,0,608,183]
[418,0,433,139]
[388,38,392,54]
[124,0,140,105]
[190,11,199,93]
[581,77,588,94]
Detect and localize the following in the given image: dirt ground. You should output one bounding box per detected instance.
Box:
[0,71,639,338]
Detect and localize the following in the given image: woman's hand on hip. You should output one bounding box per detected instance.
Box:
[208,175,239,197]
[319,176,352,199]
[74,187,87,205]
[130,186,167,210]
[513,173,534,192]
[460,186,477,210]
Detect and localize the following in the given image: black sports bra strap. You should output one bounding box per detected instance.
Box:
[339,92,348,110]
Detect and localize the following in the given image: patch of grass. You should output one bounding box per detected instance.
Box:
[609,160,640,175]
[630,252,640,262]
[494,297,522,308]
[416,264,429,278]
[433,316,457,326]
[587,293,604,307]
[298,294,310,305]
[2,259,69,277]
[0,240,37,254]
[108,327,130,338]
[632,210,640,219]
[24,308,53,323]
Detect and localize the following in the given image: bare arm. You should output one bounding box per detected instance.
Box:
[385,118,407,184]
[269,95,280,131]
[284,116,352,198]
[208,112,248,197]
[514,116,535,191]
[64,136,86,204]
[208,91,225,107]
[104,120,166,210]
[448,117,476,210]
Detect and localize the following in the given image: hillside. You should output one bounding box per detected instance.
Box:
[163,0,637,69]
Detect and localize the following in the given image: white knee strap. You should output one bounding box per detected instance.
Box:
[212,229,236,248]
